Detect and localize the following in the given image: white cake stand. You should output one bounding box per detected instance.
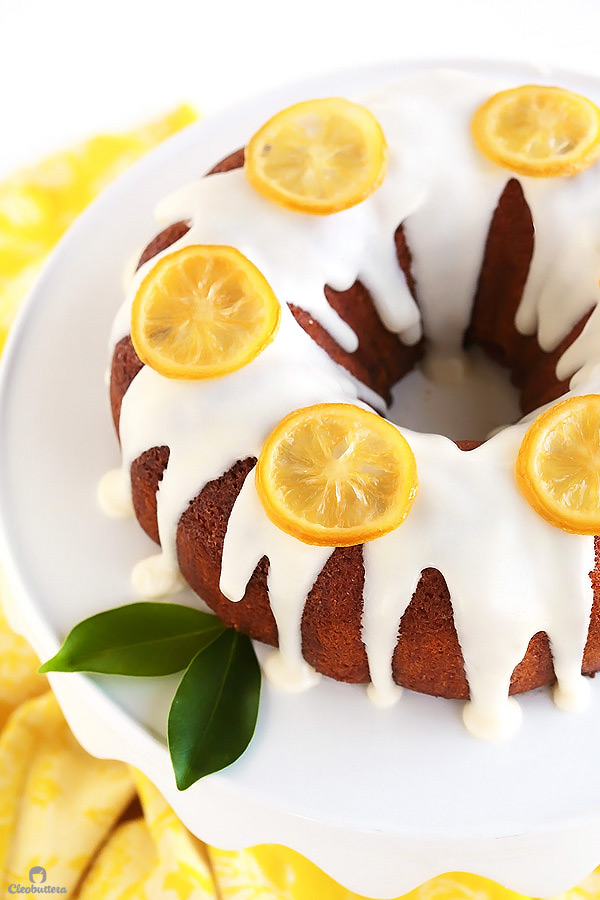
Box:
[2,59,600,898]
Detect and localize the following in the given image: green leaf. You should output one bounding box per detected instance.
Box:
[168,629,261,789]
[38,602,225,676]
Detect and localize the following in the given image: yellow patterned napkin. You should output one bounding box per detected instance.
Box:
[0,108,599,900]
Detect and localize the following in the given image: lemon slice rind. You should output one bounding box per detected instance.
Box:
[256,403,418,547]
[244,97,388,215]
[515,394,600,534]
[131,244,281,380]
[472,84,600,178]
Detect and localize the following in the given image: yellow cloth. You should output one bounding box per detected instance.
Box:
[0,108,599,900]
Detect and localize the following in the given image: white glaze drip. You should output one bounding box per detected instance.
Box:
[131,552,184,598]
[108,69,600,739]
[371,73,509,353]
[463,695,522,741]
[262,650,322,692]
[553,675,592,713]
[221,468,332,686]
[97,467,134,518]
[366,681,403,708]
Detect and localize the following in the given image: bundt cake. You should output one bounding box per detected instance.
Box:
[102,69,600,741]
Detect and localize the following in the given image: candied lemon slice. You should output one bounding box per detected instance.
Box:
[244,97,388,214]
[131,245,281,379]
[516,395,600,534]
[256,403,418,546]
[472,84,600,177]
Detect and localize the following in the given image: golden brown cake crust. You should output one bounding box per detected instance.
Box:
[109,151,600,701]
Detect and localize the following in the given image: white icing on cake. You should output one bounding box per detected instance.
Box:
[106,69,600,739]
[131,552,185,598]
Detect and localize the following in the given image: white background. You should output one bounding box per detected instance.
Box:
[1,0,600,176]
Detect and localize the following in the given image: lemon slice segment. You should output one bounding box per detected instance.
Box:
[256,403,418,546]
[244,97,388,214]
[131,245,281,379]
[516,395,600,534]
[472,84,600,177]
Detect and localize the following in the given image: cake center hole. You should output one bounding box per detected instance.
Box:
[388,346,521,442]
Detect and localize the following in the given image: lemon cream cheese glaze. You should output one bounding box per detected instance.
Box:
[103,69,600,740]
